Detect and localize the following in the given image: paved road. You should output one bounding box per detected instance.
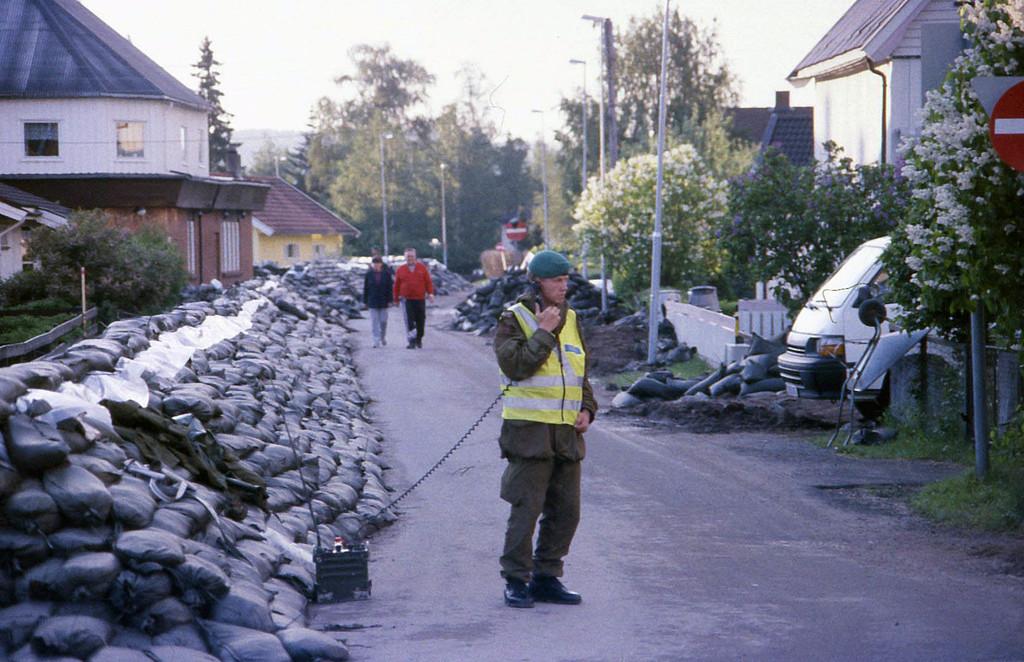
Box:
[311,296,1024,661]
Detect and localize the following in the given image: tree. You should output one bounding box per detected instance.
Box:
[193,36,233,172]
[334,44,435,124]
[723,144,907,308]
[27,211,188,320]
[884,1,1024,342]
[248,136,283,177]
[573,144,727,299]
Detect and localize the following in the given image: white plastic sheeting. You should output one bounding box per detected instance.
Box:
[16,297,267,425]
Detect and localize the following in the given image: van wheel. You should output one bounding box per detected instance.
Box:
[853,374,890,421]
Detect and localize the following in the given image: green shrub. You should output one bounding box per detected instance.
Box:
[0,269,49,307]
[26,210,188,320]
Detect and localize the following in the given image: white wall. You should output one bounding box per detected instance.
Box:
[813,65,888,165]
[0,223,25,280]
[0,98,209,177]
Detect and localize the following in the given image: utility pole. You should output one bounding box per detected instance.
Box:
[584,13,610,314]
[440,163,448,267]
[531,109,550,248]
[379,132,392,257]
[646,0,670,366]
[605,18,619,168]
[570,58,589,279]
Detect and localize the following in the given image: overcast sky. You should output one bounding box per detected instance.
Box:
[80,0,854,142]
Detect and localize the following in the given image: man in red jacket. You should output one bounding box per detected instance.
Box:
[393,247,435,349]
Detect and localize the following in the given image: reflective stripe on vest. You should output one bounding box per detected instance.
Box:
[500,303,587,424]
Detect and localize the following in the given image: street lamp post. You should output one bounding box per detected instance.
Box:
[569,58,589,279]
[583,14,609,313]
[531,109,550,248]
[379,132,393,258]
[646,0,671,366]
[440,163,448,267]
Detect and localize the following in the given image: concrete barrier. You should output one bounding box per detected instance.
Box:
[664,301,734,365]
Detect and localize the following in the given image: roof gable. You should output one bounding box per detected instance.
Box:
[0,181,70,218]
[249,177,359,237]
[790,0,932,79]
[0,0,208,110]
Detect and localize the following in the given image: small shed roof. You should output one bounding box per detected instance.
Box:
[0,0,208,110]
[789,0,931,80]
[0,181,69,218]
[248,177,359,237]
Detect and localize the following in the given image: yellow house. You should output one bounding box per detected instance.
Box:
[249,176,359,265]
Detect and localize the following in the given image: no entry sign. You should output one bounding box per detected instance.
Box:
[989,80,1024,171]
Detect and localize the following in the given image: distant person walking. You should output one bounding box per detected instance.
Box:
[363,255,393,347]
[393,247,435,349]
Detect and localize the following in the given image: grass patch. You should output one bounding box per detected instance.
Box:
[0,313,74,345]
[913,464,1024,531]
[719,299,738,317]
[832,430,974,464]
[606,355,711,389]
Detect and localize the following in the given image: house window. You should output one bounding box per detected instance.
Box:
[186,217,198,276]
[116,121,145,158]
[24,122,59,156]
[313,244,326,257]
[285,243,299,259]
[221,217,240,273]
[197,128,204,163]
[180,126,188,162]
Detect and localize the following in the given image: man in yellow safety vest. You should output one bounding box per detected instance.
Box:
[493,249,597,608]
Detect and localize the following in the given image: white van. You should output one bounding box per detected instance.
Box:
[778,236,896,415]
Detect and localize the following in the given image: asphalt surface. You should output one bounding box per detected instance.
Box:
[311,295,1024,661]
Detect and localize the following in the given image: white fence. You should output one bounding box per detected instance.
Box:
[664,301,735,365]
[737,299,790,339]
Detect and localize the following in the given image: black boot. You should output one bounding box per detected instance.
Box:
[528,575,582,605]
[503,578,534,608]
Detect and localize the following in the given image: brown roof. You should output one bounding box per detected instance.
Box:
[247,176,359,237]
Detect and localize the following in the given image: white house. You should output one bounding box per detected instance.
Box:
[0,183,68,279]
[788,0,963,165]
[0,0,267,285]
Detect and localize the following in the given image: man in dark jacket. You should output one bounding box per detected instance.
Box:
[493,249,597,608]
[363,256,393,347]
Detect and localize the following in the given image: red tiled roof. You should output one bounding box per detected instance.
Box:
[247,176,359,236]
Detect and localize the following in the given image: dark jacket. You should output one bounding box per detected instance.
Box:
[363,268,393,308]
[493,293,597,462]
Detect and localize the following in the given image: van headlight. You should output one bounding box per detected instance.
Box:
[816,335,845,359]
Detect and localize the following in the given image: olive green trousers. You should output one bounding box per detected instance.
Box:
[499,457,581,582]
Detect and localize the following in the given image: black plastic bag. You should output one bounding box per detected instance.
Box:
[30,615,111,657]
[42,464,112,525]
[4,480,61,534]
[113,529,185,568]
[5,414,70,473]
[198,619,291,662]
[277,627,350,662]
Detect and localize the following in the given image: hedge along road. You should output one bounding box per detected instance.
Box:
[310,294,1024,661]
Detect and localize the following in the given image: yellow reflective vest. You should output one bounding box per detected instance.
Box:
[500,302,587,425]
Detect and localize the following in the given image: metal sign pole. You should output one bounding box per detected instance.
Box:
[970,308,989,479]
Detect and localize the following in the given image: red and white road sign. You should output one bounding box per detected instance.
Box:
[504,225,528,241]
[989,80,1024,171]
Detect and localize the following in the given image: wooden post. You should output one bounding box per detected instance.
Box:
[80,266,87,335]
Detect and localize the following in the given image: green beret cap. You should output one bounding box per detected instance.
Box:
[528,250,572,278]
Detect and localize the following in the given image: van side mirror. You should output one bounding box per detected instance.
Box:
[858,298,887,327]
[852,284,875,308]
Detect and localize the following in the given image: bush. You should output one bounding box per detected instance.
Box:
[0,269,50,307]
[26,210,188,320]
[722,143,907,310]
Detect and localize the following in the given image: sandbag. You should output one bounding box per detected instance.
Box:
[42,464,112,525]
[67,453,121,485]
[664,378,699,399]
[740,352,780,383]
[113,529,185,568]
[0,432,21,500]
[684,365,726,396]
[47,527,112,554]
[1,362,70,390]
[148,644,220,662]
[136,597,193,635]
[0,530,48,565]
[109,570,174,612]
[110,478,157,529]
[626,377,672,400]
[739,377,786,396]
[643,370,674,383]
[171,554,230,608]
[4,414,70,473]
[747,332,786,357]
[30,615,111,658]
[199,619,291,662]
[59,552,122,601]
[162,393,217,421]
[0,602,53,652]
[150,507,198,539]
[610,391,643,409]
[277,628,350,662]
[709,374,742,397]
[152,624,208,651]
[88,647,153,662]
[210,583,276,632]
[3,479,61,534]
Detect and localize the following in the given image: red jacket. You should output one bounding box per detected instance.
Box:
[393,261,435,300]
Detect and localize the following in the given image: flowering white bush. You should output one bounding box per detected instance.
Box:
[885,1,1024,340]
[572,144,727,297]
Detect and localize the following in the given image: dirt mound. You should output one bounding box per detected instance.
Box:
[608,392,842,433]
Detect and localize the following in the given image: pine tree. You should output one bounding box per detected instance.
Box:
[193,36,233,172]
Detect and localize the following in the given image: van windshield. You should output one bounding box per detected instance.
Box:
[810,244,885,309]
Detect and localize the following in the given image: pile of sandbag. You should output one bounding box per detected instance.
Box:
[0,281,386,660]
[613,332,787,408]
[452,268,628,335]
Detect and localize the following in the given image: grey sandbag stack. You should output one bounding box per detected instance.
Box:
[612,331,788,409]
[452,268,628,335]
[0,281,393,660]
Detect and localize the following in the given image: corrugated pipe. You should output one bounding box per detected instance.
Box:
[866,58,888,165]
